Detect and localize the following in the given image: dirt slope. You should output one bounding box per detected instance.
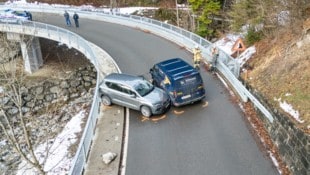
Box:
[243,21,310,132]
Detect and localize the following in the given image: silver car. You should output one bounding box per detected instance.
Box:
[99,73,171,117]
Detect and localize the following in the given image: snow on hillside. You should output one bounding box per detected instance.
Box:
[17,111,86,175]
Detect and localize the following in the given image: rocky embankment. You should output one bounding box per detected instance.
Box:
[0,65,97,174]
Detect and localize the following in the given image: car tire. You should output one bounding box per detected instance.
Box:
[101,95,112,106]
[141,106,152,117]
[151,79,156,86]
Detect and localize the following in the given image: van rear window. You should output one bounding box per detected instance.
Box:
[177,75,200,86]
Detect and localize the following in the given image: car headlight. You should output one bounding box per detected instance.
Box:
[154,103,162,108]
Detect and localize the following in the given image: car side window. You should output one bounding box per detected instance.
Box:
[121,86,135,95]
[159,69,165,78]
[153,66,164,80]
[106,82,122,92]
[106,82,112,88]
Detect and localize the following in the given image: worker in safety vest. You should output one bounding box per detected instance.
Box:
[193,45,202,70]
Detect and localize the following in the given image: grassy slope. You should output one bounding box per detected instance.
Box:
[243,28,310,132]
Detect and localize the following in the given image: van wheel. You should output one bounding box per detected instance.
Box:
[141,106,152,117]
[101,95,112,106]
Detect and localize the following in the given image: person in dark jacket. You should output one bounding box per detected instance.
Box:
[24,11,32,21]
[64,11,71,26]
[73,12,79,28]
[28,11,32,21]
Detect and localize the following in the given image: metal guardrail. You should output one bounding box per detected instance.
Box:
[0,4,274,175]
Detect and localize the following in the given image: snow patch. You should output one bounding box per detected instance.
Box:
[0,140,7,146]
[269,151,282,174]
[284,93,291,96]
[5,0,27,4]
[214,34,256,67]
[17,110,86,175]
[275,97,303,123]
[214,34,242,56]
[279,101,303,123]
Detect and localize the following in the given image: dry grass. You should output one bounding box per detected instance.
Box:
[244,29,310,132]
[24,38,92,85]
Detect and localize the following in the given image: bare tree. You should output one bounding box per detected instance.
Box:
[0,33,46,174]
[0,32,90,174]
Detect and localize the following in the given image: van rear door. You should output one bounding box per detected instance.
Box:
[173,74,205,105]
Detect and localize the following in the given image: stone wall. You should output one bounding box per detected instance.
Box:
[1,65,97,116]
[0,65,97,174]
[249,89,310,175]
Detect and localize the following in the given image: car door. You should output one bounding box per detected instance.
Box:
[151,66,165,87]
[118,85,141,110]
[105,81,140,110]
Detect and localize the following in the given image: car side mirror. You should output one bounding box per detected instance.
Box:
[129,94,136,98]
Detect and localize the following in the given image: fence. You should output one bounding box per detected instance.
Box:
[0,4,274,174]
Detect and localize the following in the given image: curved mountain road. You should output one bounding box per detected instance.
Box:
[36,13,278,175]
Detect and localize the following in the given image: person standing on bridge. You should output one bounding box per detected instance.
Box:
[210,46,219,74]
[64,11,71,27]
[24,11,32,21]
[73,12,79,28]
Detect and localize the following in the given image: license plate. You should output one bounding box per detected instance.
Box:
[181,95,191,99]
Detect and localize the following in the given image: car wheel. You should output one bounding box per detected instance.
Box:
[101,95,112,106]
[152,79,157,86]
[141,106,152,117]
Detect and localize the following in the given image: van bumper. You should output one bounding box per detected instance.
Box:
[172,95,205,107]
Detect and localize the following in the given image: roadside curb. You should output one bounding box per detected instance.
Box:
[84,105,124,175]
[83,42,124,175]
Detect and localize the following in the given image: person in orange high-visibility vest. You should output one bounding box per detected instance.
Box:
[193,45,202,70]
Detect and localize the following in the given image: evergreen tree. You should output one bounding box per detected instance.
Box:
[188,0,221,38]
[229,0,308,37]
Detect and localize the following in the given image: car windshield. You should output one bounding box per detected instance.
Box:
[134,80,154,96]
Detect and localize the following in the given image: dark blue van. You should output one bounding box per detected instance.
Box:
[150,58,206,107]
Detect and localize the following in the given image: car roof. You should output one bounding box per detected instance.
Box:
[155,58,199,81]
[104,73,145,87]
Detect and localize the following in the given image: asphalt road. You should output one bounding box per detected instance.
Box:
[35,13,279,175]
